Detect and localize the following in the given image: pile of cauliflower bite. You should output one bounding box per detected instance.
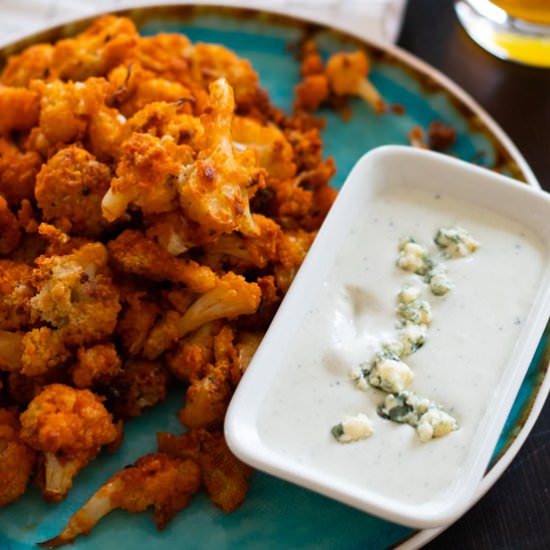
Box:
[0,15,384,545]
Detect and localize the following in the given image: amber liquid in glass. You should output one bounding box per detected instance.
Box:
[492,0,550,24]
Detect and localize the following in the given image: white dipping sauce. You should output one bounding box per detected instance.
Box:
[257,186,545,505]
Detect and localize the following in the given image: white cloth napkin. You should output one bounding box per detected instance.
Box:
[0,0,406,46]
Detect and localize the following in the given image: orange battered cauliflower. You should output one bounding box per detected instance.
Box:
[41,452,200,547]
[20,384,119,501]
[0,85,39,135]
[30,243,121,345]
[0,138,42,208]
[101,132,193,221]
[35,145,112,237]
[177,78,264,238]
[108,359,169,420]
[0,196,21,255]
[1,44,54,87]
[0,408,36,507]
[107,229,217,292]
[71,343,122,389]
[0,260,33,330]
[325,50,385,113]
[50,15,138,81]
[144,273,261,359]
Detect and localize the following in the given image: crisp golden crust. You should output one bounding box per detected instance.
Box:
[0,85,39,135]
[20,384,117,455]
[0,196,21,255]
[0,260,33,330]
[35,145,112,237]
[0,138,42,208]
[72,343,122,388]
[0,408,36,506]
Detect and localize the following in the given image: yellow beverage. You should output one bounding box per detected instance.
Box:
[491,0,550,25]
[456,0,550,67]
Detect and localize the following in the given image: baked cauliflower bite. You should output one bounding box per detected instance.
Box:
[29,242,121,346]
[0,44,54,87]
[157,429,251,513]
[108,63,194,119]
[0,85,39,135]
[41,452,200,548]
[50,15,138,81]
[71,343,122,389]
[107,229,217,292]
[325,50,385,114]
[177,78,264,238]
[231,116,296,181]
[101,132,193,222]
[30,77,112,149]
[0,407,36,507]
[144,272,261,359]
[19,384,119,502]
[0,138,42,207]
[35,145,112,237]
[107,359,169,420]
[0,195,21,255]
[189,43,261,111]
[0,260,33,330]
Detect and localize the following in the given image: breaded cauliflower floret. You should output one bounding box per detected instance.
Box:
[199,430,252,512]
[108,63,193,118]
[158,428,251,513]
[144,273,261,359]
[108,359,169,420]
[178,78,264,238]
[50,15,138,81]
[20,384,118,502]
[20,327,71,377]
[0,260,33,330]
[35,145,112,237]
[0,43,54,87]
[108,229,217,292]
[125,101,204,145]
[116,291,161,356]
[166,322,219,383]
[0,196,21,255]
[325,50,385,114]
[101,132,193,222]
[30,77,111,148]
[72,343,122,389]
[190,43,261,111]
[0,138,42,208]
[30,243,121,346]
[0,330,23,373]
[136,33,191,82]
[41,452,200,547]
[179,361,232,430]
[294,74,329,112]
[0,85,39,135]
[231,116,296,181]
[202,213,282,272]
[0,408,36,506]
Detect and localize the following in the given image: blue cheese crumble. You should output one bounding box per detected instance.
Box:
[331,413,374,443]
[434,226,480,258]
[397,297,432,325]
[378,391,458,442]
[426,264,453,296]
[396,239,431,275]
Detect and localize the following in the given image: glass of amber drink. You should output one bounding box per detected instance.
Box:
[455,0,550,67]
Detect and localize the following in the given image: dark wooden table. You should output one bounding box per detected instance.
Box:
[398,2,550,549]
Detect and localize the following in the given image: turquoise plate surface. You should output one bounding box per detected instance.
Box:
[0,5,548,549]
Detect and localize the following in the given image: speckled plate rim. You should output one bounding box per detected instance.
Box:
[0,3,547,549]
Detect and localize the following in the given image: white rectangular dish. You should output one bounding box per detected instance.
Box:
[224,145,550,529]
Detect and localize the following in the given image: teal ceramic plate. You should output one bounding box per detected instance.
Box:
[0,5,548,550]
